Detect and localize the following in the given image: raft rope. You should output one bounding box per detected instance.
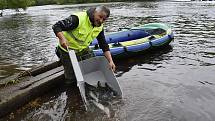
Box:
[12,51,57,83]
[14,70,32,82]
[2,70,33,87]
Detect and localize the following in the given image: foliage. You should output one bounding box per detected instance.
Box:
[0,0,7,10]
[7,0,35,10]
[0,0,35,11]
[34,0,56,5]
[0,0,127,14]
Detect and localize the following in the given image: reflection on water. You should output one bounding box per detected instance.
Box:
[115,45,173,77]
[0,11,59,79]
[0,61,20,79]
[0,1,215,121]
[0,84,122,121]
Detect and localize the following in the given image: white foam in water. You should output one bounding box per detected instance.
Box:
[92,100,110,117]
[89,91,99,102]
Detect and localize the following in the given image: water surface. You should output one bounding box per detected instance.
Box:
[0,1,215,121]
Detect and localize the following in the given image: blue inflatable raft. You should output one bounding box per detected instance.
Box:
[90,23,174,57]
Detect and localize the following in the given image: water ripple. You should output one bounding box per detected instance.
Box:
[1,1,215,121]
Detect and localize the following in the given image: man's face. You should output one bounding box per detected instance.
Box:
[93,11,108,27]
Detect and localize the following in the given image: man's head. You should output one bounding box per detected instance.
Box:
[93,6,110,27]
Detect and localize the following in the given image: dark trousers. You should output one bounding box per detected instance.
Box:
[55,47,93,82]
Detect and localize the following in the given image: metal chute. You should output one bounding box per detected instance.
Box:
[68,50,122,111]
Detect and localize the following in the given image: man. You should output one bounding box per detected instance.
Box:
[52,6,115,84]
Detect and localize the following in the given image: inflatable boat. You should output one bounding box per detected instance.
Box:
[90,23,174,57]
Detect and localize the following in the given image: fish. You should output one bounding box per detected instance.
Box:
[84,81,117,116]
[91,99,110,117]
[85,81,117,104]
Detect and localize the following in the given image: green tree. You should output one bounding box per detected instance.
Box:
[0,0,7,9]
[54,0,66,4]
[35,0,56,5]
[7,0,35,11]
[0,0,7,16]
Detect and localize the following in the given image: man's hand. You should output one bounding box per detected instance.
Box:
[108,61,116,72]
[60,38,69,50]
[56,32,69,50]
[104,51,116,72]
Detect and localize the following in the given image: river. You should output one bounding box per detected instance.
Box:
[0,1,215,121]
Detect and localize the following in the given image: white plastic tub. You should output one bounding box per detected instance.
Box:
[79,56,122,97]
[68,50,122,110]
